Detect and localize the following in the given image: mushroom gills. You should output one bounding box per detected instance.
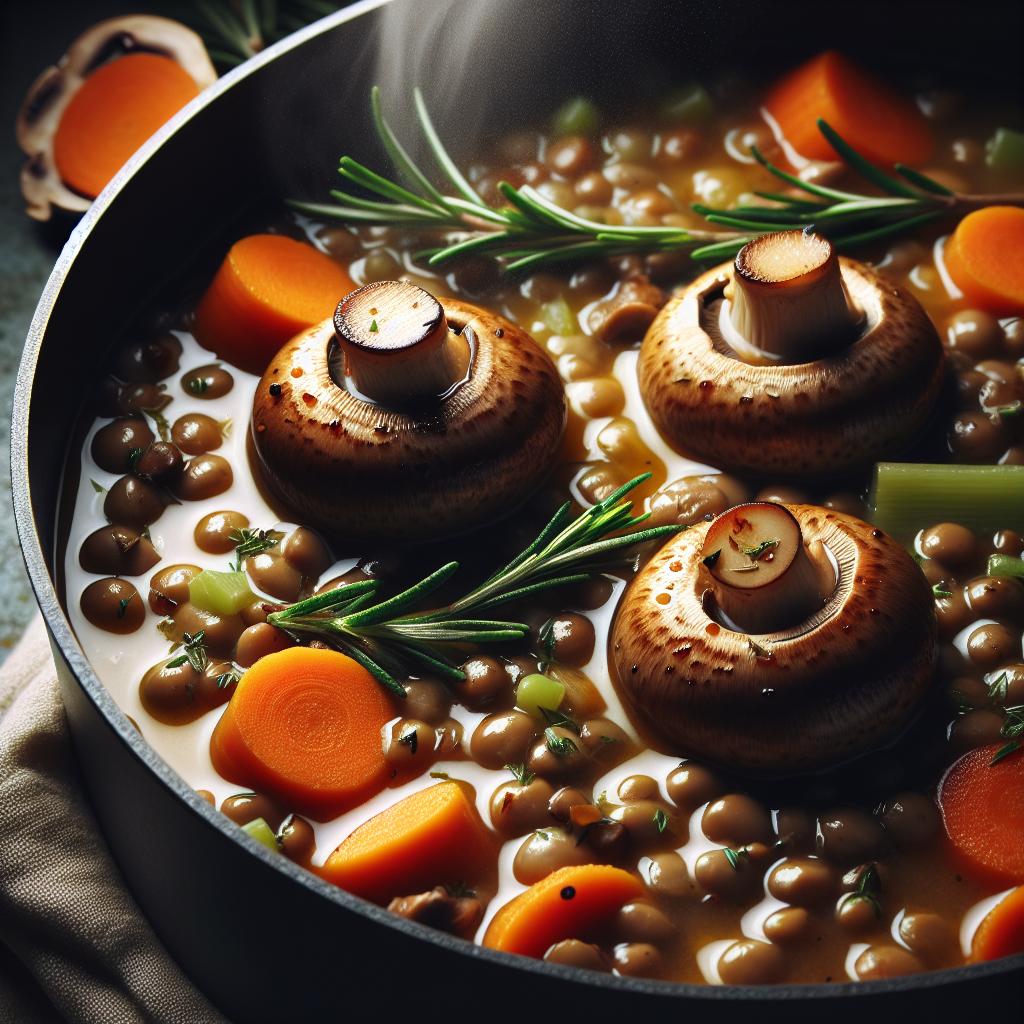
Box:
[701,502,836,634]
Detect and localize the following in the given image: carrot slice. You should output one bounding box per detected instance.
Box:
[321,782,496,904]
[484,864,644,958]
[210,648,394,821]
[762,50,933,166]
[938,744,1024,885]
[970,886,1024,962]
[53,54,201,199]
[194,234,354,374]
[944,207,1024,316]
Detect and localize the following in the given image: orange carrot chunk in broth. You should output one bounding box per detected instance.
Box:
[761,50,933,166]
[321,782,496,904]
[484,864,644,958]
[938,743,1024,885]
[210,648,395,821]
[944,207,1024,316]
[193,234,355,374]
[53,53,201,199]
[970,886,1024,962]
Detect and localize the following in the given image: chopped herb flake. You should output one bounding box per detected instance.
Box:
[544,727,578,759]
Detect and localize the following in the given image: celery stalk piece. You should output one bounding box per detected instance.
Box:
[541,297,577,336]
[659,83,714,124]
[516,673,566,718]
[988,554,1024,581]
[986,127,1024,173]
[870,463,1024,541]
[552,96,600,138]
[189,569,257,616]
[242,817,279,852]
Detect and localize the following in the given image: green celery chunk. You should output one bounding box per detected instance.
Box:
[988,554,1024,580]
[189,569,256,616]
[516,673,566,718]
[541,297,577,336]
[986,127,1024,172]
[242,817,279,852]
[552,96,600,138]
[659,83,714,124]
[871,463,1024,541]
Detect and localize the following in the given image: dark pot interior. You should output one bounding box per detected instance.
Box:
[12,0,1024,1019]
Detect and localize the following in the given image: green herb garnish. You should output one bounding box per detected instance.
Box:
[931,583,953,599]
[142,407,171,442]
[987,672,1009,702]
[215,667,241,690]
[840,862,883,917]
[369,319,379,333]
[653,808,670,834]
[505,763,536,786]
[990,705,1024,765]
[187,376,210,396]
[267,473,680,697]
[540,706,581,734]
[90,479,107,494]
[292,88,1024,271]
[116,597,132,619]
[544,728,578,759]
[167,630,209,673]
[741,538,779,561]
[723,847,749,870]
[229,527,283,571]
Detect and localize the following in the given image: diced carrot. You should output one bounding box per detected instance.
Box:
[938,744,1024,885]
[483,864,644,958]
[762,51,933,167]
[193,234,355,374]
[970,886,1024,962]
[321,782,496,904]
[210,648,395,822]
[944,207,1024,316]
[53,54,201,199]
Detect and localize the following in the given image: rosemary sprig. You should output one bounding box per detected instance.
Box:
[189,0,342,69]
[229,527,283,571]
[167,631,209,674]
[267,473,680,696]
[990,704,1024,765]
[292,89,1024,271]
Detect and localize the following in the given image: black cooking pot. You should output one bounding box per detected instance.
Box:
[13,0,1024,1019]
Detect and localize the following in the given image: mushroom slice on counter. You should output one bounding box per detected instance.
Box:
[17,16,216,221]
[638,231,944,479]
[611,503,936,775]
[251,281,566,542]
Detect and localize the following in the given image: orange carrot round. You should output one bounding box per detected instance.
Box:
[938,744,1024,885]
[970,886,1024,962]
[944,207,1024,316]
[53,53,201,199]
[321,781,496,904]
[194,234,355,374]
[484,864,644,958]
[210,647,394,822]
[762,51,933,167]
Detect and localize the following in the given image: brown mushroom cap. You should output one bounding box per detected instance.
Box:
[17,16,216,221]
[611,504,936,775]
[638,257,944,479]
[251,296,566,543]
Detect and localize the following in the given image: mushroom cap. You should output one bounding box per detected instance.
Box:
[638,258,945,479]
[16,16,216,221]
[251,296,566,543]
[611,505,936,775]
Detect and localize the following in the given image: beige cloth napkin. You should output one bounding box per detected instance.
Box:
[0,616,227,1024]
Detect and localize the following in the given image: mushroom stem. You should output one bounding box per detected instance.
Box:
[726,231,864,364]
[333,280,469,406]
[700,502,835,634]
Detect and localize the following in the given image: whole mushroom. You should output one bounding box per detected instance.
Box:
[638,231,944,479]
[611,501,936,774]
[251,280,566,542]
[17,16,216,221]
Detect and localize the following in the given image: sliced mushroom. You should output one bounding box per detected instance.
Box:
[588,274,667,344]
[251,281,566,542]
[638,231,944,479]
[17,16,216,221]
[611,503,936,774]
[387,886,484,937]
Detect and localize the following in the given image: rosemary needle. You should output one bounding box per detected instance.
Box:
[267,473,681,696]
[290,88,1024,271]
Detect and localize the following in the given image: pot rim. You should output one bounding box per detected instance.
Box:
[11,0,1023,1001]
